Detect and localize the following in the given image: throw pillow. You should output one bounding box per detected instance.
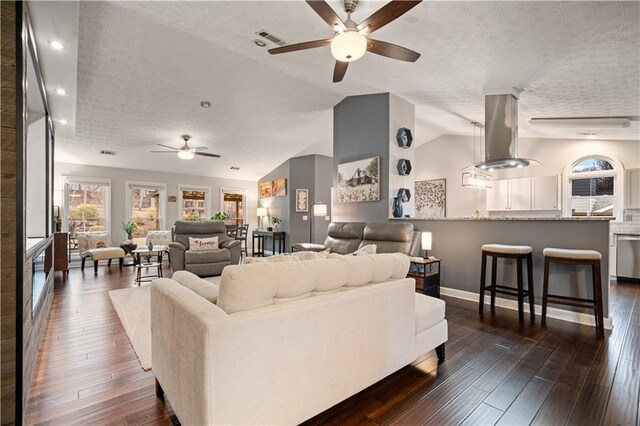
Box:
[352,244,377,256]
[87,235,109,249]
[189,236,219,252]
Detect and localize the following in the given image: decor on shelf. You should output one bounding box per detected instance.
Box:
[273,178,287,197]
[396,128,413,148]
[397,188,411,202]
[212,212,229,221]
[421,232,432,258]
[271,217,282,231]
[461,121,493,190]
[392,197,403,218]
[415,179,446,219]
[296,189,309,212]
[397,159,412,176]
[121,221,138,241]
[337,156,380,203]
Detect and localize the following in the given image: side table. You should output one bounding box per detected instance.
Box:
[132,246,167,285]
[408,257,441,298]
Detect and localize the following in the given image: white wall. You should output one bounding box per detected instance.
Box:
[415,136,640,217]
[55,162,258,242]
[26,116,47,238]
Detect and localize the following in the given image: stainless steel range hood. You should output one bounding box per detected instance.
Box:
[475,92,533,171]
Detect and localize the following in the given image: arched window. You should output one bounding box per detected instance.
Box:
[565,157,621,218]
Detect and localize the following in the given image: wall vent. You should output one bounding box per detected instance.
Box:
[255,30,286,46]
[100,149,117,156]
[230,166,241,170]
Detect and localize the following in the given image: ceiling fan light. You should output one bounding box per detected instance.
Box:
[330,30,367,62]
[178,150,195,160]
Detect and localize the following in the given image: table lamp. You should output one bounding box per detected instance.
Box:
[421,231,432,258]
[257,207,267,229]
[310,203,327,243]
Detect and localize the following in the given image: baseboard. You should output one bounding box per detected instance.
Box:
[440,286,613,330]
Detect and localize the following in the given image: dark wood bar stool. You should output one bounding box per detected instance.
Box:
[480,244,535,322]
[541,248,604,337]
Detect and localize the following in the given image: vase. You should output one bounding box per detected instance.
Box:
[392,197,403,218]
[148,242,153,252]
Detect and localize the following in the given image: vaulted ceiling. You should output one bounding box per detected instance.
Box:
[32,1,640,180]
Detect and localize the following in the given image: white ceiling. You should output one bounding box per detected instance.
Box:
[32,1,640,181]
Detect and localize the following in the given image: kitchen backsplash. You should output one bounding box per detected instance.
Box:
[611,209,640,233]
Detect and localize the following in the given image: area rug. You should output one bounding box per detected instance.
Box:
[109,276,221,371]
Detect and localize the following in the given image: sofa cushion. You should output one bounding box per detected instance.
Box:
[173,220,228,249]
[185,249,230,264]
[217,253,410,314]
[87,247,125,261]
[415,294,446,334]
[171,270,219,303]
[189,236,219,252]
[324,222,367,254]
[361,222,414,255]
[352,244,377,256]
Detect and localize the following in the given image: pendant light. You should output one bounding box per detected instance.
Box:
[462,122,493,189]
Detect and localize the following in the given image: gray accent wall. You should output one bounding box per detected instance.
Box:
[333,93,390,223]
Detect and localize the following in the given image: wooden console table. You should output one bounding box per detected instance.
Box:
[54,232,69,281]
[252,230,286,257]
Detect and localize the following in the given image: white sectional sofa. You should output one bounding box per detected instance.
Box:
[151,253,447,425]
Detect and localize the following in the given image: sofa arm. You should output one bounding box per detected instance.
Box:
[221,239,242,265]
[291,243,327,253]
[169,242,186,271]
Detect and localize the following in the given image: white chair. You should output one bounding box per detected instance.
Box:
[76,232,125,274]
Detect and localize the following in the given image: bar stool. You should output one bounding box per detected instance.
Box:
[541,248,604,337]
[480,244,535,322]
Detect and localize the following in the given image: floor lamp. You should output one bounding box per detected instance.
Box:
[310,203,327,243]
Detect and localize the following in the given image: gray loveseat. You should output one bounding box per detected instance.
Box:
[169,221,242,277]
[292,222,419,256]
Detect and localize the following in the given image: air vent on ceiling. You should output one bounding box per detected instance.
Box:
[230,166,240,170]
[100,149,117,156]
[255,30,286,46]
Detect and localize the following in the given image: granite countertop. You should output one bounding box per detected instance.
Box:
[612,231,640,236]
[391,217,615,221]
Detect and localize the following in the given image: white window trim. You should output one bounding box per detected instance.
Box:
[178,184,212,220]
[562,155,624,221]
[62,176,112,233]
[126,180,167,231]
[220,187,248,224]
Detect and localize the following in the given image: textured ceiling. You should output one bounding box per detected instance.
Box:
[38,1,640,180]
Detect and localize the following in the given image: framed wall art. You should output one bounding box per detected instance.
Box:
[337,156,380,203]
[415,179,446,218]
[295,189,309,212]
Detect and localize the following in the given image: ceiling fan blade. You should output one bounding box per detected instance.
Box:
[194,152,221,158]
[333,61,348,83]
[367,38,420,62]
[268,39,331,55]
[193,146,208,152]
[357,1,422,36]
[156,143,179,151]
[306,1,346,31]
[150,151,177,153]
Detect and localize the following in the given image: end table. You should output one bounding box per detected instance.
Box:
[408,257,441,298]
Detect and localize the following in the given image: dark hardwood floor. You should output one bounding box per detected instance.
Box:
[24,265,640,425]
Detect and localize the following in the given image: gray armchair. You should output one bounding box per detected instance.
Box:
[169,220,241,277]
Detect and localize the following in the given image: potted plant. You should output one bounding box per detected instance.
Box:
[211,212,229,221]
[271,217,282,231]
[120,221,137,242]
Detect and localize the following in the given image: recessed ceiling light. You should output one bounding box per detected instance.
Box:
[200,101,212,108]
[58,119,68,124]
[55,88,67,95]
[49,40,64,50]
[253,39,267,47]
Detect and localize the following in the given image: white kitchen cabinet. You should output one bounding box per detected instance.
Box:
[510,178,533,210]
[486,178,531,211]
[532,175,561,210]
[486,179,510,211]
[627,169,640,209]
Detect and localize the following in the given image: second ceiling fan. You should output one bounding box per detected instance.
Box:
[268,0,422,82]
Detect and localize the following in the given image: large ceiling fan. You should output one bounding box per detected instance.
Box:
[268,0,422,82]
[151,135,221,160]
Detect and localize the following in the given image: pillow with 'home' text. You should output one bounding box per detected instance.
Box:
[189,236,219,252]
